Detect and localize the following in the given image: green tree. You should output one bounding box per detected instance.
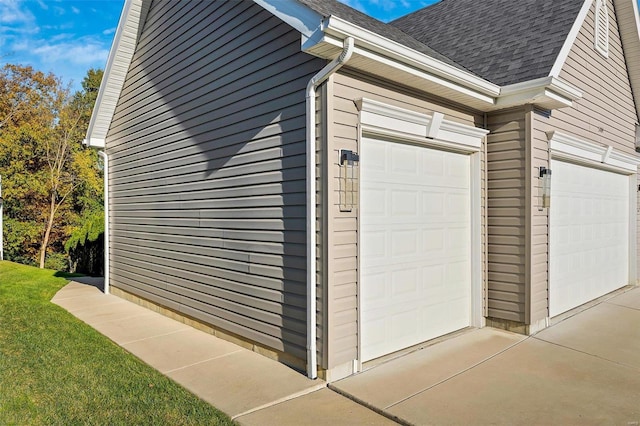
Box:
[0,65,103,269]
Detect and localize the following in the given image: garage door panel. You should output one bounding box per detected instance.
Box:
[550,160,629,316]
[361,137,472,361]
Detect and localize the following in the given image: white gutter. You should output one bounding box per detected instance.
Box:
[306,36,354,380]
[98,151,110,295]
[320,16,501,98]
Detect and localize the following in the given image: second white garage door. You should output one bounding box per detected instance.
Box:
[549,160,630,317]
[360,137,472,362]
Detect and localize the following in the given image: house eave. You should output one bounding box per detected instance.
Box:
[85,0,150,148]
[323,16,501,97]
[496,76,583,110]
[83,138,105,148]
[302,17,583,113]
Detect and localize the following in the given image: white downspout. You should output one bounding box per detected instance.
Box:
[306,36,354,379]
[98,150,110,295]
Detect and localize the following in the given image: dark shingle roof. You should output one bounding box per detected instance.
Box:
[296,0,468,70]
[391,0,585,86]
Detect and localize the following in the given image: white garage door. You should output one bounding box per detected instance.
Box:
[360,137,472,362]
[549,160,629,317]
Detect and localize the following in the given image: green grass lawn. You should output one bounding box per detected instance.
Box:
[0,261,234,425]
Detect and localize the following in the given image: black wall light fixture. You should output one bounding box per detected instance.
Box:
[540,166,552,208]
[340,150,359,212]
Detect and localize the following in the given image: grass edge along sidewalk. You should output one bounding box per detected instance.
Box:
[0,260,234,425]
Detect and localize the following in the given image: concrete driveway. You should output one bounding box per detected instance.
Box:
[54,281,640,425]
[331,286,640,425]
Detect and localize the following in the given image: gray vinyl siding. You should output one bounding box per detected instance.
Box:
[533,0,638,313]
[486,108,527,323]
[329,70,485,368]
[105,0,324,362]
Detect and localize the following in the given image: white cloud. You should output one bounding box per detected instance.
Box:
[339,0,370,15]
[0,0,120,91]
[0,0,35,25]
[33,38,109,66]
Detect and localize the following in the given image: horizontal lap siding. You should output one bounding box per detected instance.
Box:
[486,108,527,323]
[529,112,550,323]
[329,71,484,367]
[534,0,638,309]
[549,0,636,155]
[106,0,324,361]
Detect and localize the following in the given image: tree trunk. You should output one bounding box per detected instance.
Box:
[39,192,56,268]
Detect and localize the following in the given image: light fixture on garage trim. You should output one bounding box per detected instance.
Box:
[539,166,552,208]
[339,150,359,212]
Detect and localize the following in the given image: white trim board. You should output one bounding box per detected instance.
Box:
[254,0,323,39]
[355,98,488,151]
[324,16,500,97]
[85,0,149,148]
[547,130,640,173]
[549,0,594,77]
[355,101,485,367]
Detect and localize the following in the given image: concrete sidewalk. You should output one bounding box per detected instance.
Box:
[51,281,393,425]
[53,281,640,425]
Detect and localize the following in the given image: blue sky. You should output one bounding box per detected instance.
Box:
[1,0,639,92]
[1,0,124,91]
[0,0,435,91]
[340,0,437,21]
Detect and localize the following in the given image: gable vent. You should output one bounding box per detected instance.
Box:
[594,0,610,57]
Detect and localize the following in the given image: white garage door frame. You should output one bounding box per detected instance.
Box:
[355,98,488,368]
[548,131,639,317]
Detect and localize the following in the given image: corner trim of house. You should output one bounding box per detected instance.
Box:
[355,97,488,151]
[548,130,640,173]
[317,359,357,382]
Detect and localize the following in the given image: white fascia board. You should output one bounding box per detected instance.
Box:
[253,0,323,40]
[497,76,582,108]
[85,0,147,148]
[314,32,496,105]
[322,16,500,98]
[83,138,105,148]
[548,130,640,173]
[356,97,488,151]
[613,0,640,122]
[549,0,593,77]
